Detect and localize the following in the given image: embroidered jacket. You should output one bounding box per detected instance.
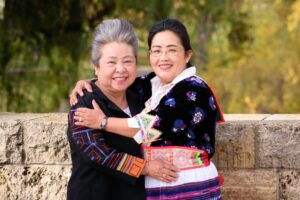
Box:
[131,67,224,159]
[67,82,146,200]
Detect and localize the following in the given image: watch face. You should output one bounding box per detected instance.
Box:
[100,117,108,129]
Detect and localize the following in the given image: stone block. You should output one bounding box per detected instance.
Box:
[23,113,71,164]
[214,122,255,169]
[0,113,52,164]
[220,169,278,200]
[279,170,300,200]
[0,165,71,200]
[256,121,300,169]
[0,113,30,164]
[265,114,300,121]
[224,114,271,121]
[0,120,22,164]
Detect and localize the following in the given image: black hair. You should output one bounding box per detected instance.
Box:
[148,18,192,67]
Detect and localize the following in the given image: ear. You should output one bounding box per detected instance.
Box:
[185,50,193,64]
[94,64,99,75]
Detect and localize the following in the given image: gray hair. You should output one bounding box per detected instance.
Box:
[91,19,138,66]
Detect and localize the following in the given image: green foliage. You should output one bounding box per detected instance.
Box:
[204,0,300,113]
[0,0,85,112]
[0,0,299,113]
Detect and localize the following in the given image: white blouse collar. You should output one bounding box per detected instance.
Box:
[147,66,196,110]
[150,66,196,90]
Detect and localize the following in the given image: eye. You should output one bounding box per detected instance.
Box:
[107,61,116,65]
[168,48,178,54]
[124,60,133,63]
[151,49,161,56]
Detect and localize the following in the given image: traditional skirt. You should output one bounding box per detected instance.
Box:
[143,145,221,200]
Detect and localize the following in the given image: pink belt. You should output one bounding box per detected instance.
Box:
[142,145,210,170]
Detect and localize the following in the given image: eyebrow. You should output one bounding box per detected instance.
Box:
[106,55,134,60]
[123,55,135,59]
[151,44,179,48]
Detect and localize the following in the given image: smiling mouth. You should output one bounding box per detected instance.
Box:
[159,64,172,69]
[113,77,128,81]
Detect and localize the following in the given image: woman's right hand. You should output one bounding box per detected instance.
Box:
[142,158,179,183]
[69,80,93,106]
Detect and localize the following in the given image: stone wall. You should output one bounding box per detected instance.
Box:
[0,113,299,200]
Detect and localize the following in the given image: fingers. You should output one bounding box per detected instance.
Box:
[92,100,100,110]
[75,107,90,113]
[146,158,179,183]
[73,115,82,122]
[72,105,102,129]
[69,89,78,106]
[161,160,178,173]
[158,169,178,183]
[160,162,179,183]
[74,121,84,126]
[161,173,176,183]
[69,80,93,106]
[73,115,92,127]
[84,82,93,93]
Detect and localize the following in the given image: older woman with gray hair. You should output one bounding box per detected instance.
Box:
[67,19,178,200]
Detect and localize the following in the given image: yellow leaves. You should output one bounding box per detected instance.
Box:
[244,96,257,114]
[286,66,299,85]
[0,0,4,19]
[199,0,206,6]
[236,58,247,68]
[287,0,300,32]
[173,1,186,9]
[274,0,282,6]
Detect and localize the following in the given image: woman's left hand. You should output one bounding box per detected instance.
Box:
[142,158,179,183]
[74,100,105,129]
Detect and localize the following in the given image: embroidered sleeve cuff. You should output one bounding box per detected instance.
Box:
[117,155,145,178]
[127,117,140,128]
[134,113,162,145]
[133,130,143,144]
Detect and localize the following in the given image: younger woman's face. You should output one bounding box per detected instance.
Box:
[149,30,192,85]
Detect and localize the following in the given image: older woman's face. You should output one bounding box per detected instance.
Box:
[95,42,137,94]
[149,30,192,85]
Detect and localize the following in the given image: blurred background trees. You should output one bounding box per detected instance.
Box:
[0,0,299,113]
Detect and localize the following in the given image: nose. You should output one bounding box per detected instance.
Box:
[159,51,169,60]
[116,64,126,73]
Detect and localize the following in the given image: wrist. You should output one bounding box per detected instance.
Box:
[99,116,108,130]
[141,161,149,176]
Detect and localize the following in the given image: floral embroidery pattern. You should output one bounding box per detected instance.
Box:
[185,76,206,87]
[205,144,214,155]
[186,128,196,139]
[164,98,176,107]
[172,119,186,133]
[209,96,216,111]
[204,133,210,142]
[138,74,223,159]
[185,140,197,148]
[186,91,197,101]
[191,107,205,125]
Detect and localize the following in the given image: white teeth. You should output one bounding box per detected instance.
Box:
[113,77,127,80]
[159,65,171,69]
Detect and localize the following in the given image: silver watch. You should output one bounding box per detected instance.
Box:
[100,116,108,130]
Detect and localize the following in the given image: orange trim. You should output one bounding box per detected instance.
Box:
[128,157,145,177]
